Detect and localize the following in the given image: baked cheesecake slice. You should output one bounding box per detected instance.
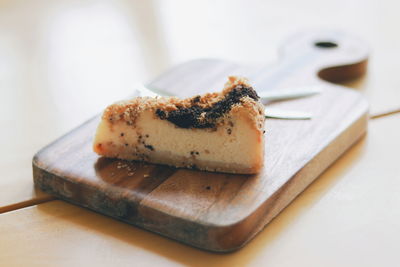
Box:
[93,76,265,174]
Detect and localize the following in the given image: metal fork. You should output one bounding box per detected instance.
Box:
[136,84,320,120]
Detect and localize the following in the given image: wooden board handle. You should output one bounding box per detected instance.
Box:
[251,30,369,90]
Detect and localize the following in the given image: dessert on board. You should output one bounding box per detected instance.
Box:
[93,76,265,174]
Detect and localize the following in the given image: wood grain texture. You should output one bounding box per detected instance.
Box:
[33,31,369,252]
[5,116,400,267]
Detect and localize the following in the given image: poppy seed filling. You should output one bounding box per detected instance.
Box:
[155,85,259,128]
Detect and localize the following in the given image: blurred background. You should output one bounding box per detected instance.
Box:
[2,0,398,125]
[2,0,400,207]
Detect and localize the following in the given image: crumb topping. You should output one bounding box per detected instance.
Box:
[102,76,265,130]
[156,82,259,128]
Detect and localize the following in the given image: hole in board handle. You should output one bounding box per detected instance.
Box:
[314,41,338,48]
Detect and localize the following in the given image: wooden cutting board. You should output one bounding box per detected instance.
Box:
[33,31,369,252]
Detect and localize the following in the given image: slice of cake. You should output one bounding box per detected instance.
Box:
[93,76,265,174]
